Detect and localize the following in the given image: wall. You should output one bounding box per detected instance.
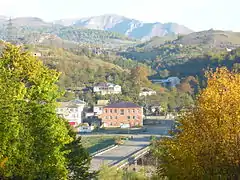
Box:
[101,107,143,127]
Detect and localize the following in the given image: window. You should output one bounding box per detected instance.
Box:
[99,107,102,110]
[115,116,118,119]
[127,116,131,120]
[128,109,131,113]
[105,116,108,120]
[120,109,124,115]
[114,109,117,113]
[110,109,113,113]
[105,109,108,113]
[132,109,135,113]
[133,116,136,120]
[110,116,112,119]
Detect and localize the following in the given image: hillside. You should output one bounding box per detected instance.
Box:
[54,14,193,40]
[175,29,240,50]
[0,17,137,48]
[135,35,178,49]
[24,45,125,87]
[133,30,240,51]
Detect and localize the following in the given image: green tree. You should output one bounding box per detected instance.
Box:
[0,44,91,179]
[159,69,169,78]
[65,123,95,180]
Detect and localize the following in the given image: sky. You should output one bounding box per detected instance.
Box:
[0,0,239,31]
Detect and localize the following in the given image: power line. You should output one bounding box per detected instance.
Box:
[6,17,18,44]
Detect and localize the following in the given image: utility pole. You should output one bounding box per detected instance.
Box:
[6,17,17,44]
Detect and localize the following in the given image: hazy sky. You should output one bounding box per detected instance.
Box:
[1,0,239,31]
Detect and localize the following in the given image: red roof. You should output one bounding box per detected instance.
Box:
[105,102,141,108]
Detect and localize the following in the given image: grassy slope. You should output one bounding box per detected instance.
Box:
[176,30,240,50]
[81,136,116,154]
[31,45,123,71]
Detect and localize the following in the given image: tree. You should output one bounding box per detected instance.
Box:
[130,66,151,87]
[65,123,95,180]
[159,69,169,78]
[154,67,240,179]
[0,44,91,179]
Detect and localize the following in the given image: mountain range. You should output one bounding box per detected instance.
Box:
[0,14,193,41]
[54,14,193,40]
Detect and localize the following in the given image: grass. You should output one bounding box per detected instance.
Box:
[81,136,116,154]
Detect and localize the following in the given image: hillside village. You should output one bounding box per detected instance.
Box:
[1,5,240,179]
[56,78,180,132]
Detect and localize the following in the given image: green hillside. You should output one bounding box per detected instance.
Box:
[0,25,137,49]
[120,30,240,82]
[175,29,240,50]
[136,35,178,49]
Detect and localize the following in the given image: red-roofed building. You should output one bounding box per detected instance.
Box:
[99,102,143,128]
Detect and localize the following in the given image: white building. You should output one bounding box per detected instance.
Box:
[93,100,109,115]
[93,82,121,95]
[139,88,157,97]
[151,77,180,87]
[56,99,86,127]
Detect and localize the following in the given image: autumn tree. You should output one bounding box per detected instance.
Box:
[130,66,151,87]
[154,67,240,179]
[177,76,198,95]
[0,44,92,179]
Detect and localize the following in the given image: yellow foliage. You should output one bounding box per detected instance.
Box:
[0,157,8,168]
[156,67,240,179]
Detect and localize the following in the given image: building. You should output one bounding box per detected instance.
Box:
[56,99,86,127]
[139,87,157,97]
[93,100,109,115]
[93,82,121,95]
[100,102,143,128]
[151,77,180,87]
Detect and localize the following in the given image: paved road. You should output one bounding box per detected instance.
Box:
[90,135,150,171]
[89,123,174,171]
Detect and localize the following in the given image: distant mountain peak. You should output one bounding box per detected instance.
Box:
[55,14,193,40]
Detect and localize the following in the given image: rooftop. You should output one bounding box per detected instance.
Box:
[94,82,117,87]
[105,102,141,108]
[58,99,86,108]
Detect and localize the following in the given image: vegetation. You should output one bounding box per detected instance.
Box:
[98,166,149,180]
[153,68,240,179]
[81,136,116,154]
[0,25,136,48]
[0,44,92,179]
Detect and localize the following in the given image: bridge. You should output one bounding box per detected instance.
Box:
[90,135,150,171]
[89,122,174,171]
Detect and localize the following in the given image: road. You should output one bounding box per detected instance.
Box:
[90,135,150,171]
[89,123,174,171]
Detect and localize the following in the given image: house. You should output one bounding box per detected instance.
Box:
[151,77,180,87]
[93,82,121,95]
[139,88,157,97]
[93,100,109,115]
[56,99,86,127]
[100,102,143,128]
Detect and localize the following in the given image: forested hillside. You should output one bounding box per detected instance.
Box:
[120,30,240,82]
[0,23,137,48]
